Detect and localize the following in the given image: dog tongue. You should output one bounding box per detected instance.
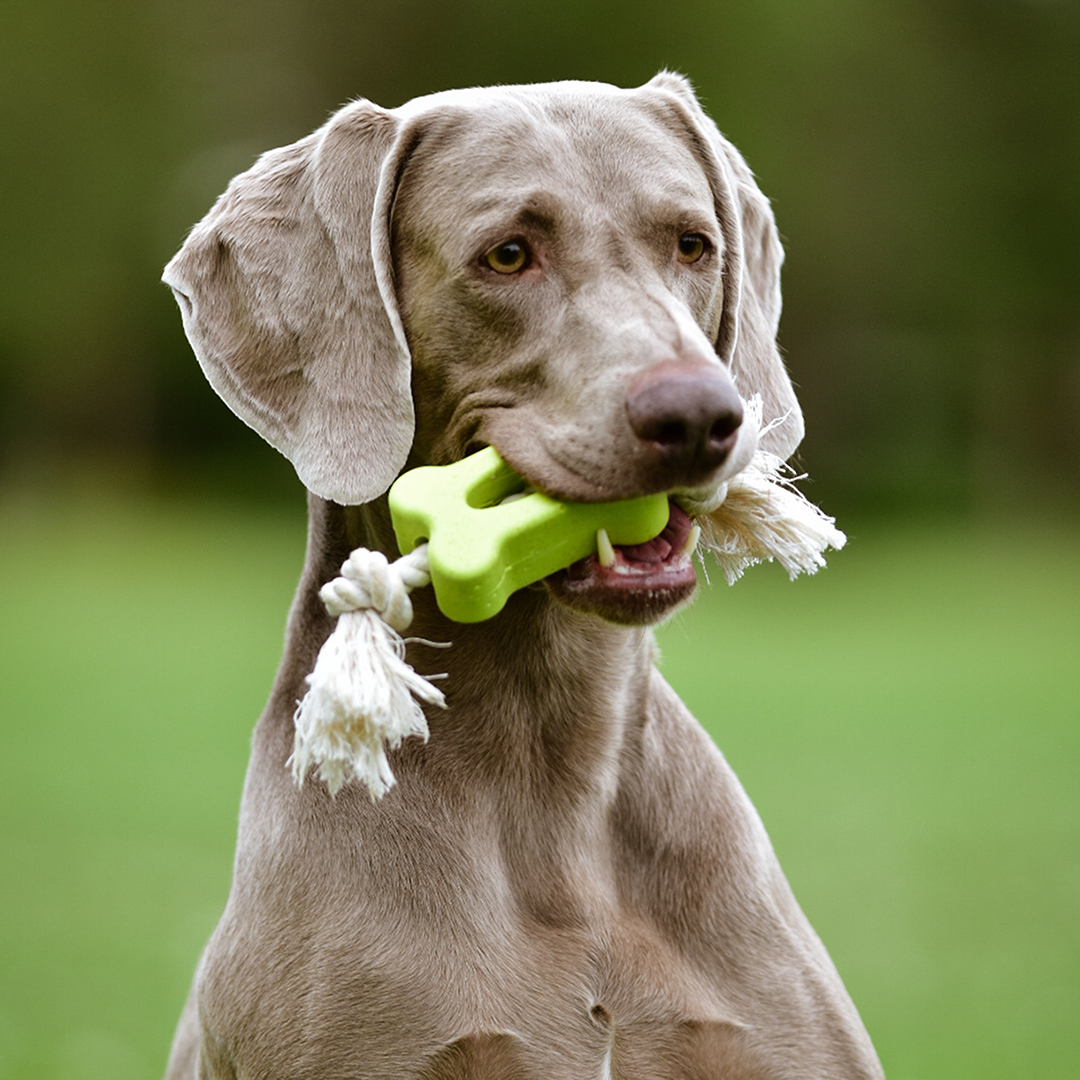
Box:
[618,534,673,564]
[615,501,689,564]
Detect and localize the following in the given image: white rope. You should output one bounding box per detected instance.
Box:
[701,455,847,583]
[699,398,847,583]
[290,544,445,799]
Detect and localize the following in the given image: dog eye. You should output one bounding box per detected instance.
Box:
[483,240,530,274]
[676,233,707,264]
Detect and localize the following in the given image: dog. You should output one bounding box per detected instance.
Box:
[162,72,884,1079]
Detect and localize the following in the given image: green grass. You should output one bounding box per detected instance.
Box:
[658,521,1080,1079]
[1,493,1077,1079]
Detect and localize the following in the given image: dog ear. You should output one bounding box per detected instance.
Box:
[644,73,805,461]
[711,130,805,461]
[163,100,414,504]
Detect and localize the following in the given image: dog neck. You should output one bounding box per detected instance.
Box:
[270,493,656,809]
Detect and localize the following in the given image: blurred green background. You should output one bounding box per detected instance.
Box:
[1,0,1078,1077]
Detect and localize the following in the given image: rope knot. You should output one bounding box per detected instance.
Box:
[292,544,443,798]
[319,546,432,631]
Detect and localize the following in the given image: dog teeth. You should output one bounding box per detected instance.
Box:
[680,523,701,558]
[596,528,616,567]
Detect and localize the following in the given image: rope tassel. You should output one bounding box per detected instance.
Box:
[290,546,445,798]
[702,453,847,584]
[680,396,847,584]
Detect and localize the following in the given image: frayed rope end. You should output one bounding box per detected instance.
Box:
[290,545,445,799]
[700,452,846,585]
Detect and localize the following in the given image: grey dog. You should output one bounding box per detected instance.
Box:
[162,72,884,1079]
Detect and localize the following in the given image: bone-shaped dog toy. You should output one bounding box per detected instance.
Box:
[389,446,670,623]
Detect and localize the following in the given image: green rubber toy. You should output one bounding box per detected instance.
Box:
[389,447,670,623]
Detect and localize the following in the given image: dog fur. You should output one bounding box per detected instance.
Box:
[162,72,884,1079]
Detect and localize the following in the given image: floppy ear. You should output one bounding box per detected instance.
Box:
[644,73,805,461]
[163,100,414,504]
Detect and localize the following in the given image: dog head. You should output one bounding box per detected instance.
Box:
[165,73,802,514]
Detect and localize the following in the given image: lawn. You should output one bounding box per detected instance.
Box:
[1,490,1077,1079]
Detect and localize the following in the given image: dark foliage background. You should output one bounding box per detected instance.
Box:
[2,0,1078,515]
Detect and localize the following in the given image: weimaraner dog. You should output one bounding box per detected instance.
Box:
[162,73,884,1078]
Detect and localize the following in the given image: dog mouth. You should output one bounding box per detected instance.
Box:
[544,500,700,625]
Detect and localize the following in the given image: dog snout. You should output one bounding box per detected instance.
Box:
[626,363,743,481]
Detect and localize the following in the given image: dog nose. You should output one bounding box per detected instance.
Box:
[626,363,743,476]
